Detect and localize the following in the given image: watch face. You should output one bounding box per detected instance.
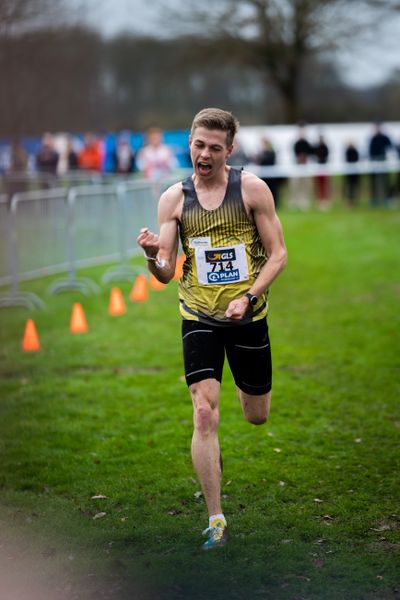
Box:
[246,293,257,305]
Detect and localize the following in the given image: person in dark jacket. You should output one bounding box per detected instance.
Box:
[368,122,392,206]
[343,142,360,206]
[36,133,59,176]
[313,134,330,209]
[112,134,136,174]
[289,125,313,210]
[256,137,282,209]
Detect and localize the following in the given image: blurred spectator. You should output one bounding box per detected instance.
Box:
[4,138,29,206]
[78,133,103,172]
[10,139,28,172]
[66,136,79,170]
[227,141,249,168]
[112,134,136,174]
[343,141,360,206]
[36,133,59,175]
[137,127,177,181]
[289,125,313,210]
[0,147,9,174]
[256,137,282,208]
[368,122,392,206]
[293,125,313,164]
[313,134,330,209]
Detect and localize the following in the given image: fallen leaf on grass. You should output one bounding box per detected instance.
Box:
[371,520,399,532]
[167,509,182,516]
[93,512,107,520]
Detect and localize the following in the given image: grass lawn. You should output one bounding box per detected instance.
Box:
[0,205,399,600]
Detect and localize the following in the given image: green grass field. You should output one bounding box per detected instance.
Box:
[0,206,399,600]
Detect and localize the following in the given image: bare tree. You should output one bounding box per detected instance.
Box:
[155,0,400,123]
[0,0,68,34]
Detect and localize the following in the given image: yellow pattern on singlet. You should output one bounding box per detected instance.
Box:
[178,168,268,326]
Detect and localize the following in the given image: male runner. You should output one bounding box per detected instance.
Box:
[137,108,287,550]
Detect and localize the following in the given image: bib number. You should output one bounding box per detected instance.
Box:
[195,244,249,285]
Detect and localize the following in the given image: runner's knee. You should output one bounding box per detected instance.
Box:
[239,391,270,425]
[247,411,268,426]
[195,404,219,433]
[191,383,219,434]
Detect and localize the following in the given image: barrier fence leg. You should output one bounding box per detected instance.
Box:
[102,184,147,283]
[0,196,46,310]
[48,189,100,296]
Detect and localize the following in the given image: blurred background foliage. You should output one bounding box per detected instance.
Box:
[0,0,400,136]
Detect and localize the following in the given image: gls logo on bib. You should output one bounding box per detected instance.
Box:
[205,249,236,263]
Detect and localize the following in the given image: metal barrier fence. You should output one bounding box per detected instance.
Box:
[0,161,399,310]
[0,170,109,195]
[0,179,159,309]
[0,187,69,309]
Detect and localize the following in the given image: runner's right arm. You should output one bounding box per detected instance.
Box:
[137,182,182,284]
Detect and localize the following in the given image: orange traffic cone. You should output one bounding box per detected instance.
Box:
[22,319,40,352]
[149,274,166,291]
[108,287,126,316]
[130,274,148,302]
[174,254,185,280]
[70,302,88,333]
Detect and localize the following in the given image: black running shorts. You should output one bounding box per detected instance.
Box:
[182,318,272,395]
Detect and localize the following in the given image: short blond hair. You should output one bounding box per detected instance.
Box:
[190,108,239,147]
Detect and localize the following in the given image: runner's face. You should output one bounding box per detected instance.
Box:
[189,127,233,179]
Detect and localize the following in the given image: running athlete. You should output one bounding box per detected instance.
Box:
[137,108,287,550]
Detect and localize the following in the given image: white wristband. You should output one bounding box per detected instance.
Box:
[143,252,166,269]
[143,252,157,262]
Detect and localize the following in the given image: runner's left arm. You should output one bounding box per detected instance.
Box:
[225,173,287,320]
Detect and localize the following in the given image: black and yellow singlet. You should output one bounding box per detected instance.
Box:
[178,167,268,326]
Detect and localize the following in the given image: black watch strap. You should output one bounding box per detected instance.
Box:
[245,292,258,306]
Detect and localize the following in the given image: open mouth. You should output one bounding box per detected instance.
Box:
[197,161,212,175]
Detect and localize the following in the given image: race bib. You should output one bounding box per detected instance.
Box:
[195,243,249,285]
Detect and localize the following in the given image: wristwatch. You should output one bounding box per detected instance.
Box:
[245,292,258,306]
